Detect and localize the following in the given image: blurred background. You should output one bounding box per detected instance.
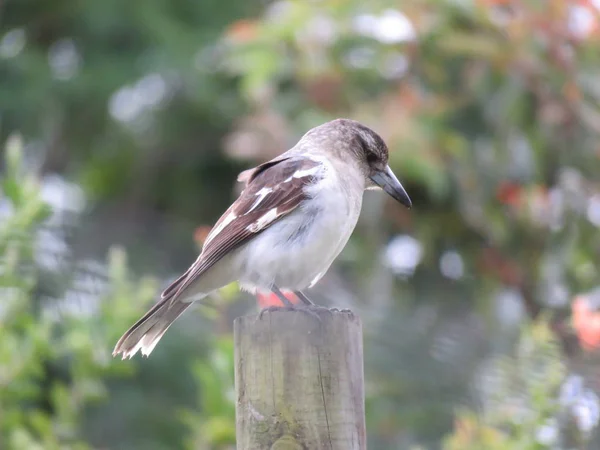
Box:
[2,0,600,448]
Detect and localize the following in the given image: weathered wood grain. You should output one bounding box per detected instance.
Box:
[234,308,366,450]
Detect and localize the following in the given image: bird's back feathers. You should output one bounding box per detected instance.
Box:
[113,156,323,359]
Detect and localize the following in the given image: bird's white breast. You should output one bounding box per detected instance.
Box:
[236,158,363,292]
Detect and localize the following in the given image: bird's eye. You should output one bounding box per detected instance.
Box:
[366,152,378,164]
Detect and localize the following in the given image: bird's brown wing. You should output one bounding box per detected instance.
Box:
[236,155,291,185]
[161,156,322,301]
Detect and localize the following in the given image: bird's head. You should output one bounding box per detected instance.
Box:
[341,119,412,209]
[298,118,412,208]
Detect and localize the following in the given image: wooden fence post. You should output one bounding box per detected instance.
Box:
[234,308,366,450]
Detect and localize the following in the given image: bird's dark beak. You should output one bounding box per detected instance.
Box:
[370,165,412,208]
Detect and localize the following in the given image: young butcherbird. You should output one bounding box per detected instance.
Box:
[113,118,412,359]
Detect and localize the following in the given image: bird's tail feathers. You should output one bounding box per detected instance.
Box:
[113,297,191,359]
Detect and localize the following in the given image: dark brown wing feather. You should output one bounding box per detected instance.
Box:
[161,156,321,301]
[237,156,291,185]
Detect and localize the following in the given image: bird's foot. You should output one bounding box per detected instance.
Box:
[329,307,352,313]
[258,305,283,320]
[258,304,326,323]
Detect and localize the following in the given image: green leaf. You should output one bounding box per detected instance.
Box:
[2,178,22,206]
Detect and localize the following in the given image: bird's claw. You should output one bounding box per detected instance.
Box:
[258,304,324,323]
[329,307,352,313]
[258,305,282,320]
[296,306,323,323]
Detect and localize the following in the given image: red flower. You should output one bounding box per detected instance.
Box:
[572,295,600,351]
[225,20,258,43]
[496,181,523,208]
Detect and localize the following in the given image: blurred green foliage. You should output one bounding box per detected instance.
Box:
[2,0,600,448]
[445,320,567,450]
[181,337,236,449]
[0,136,146,449]
[0,136,238,449]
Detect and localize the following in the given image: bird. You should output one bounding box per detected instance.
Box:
[113,118,412,359]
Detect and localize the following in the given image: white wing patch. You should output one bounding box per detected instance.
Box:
[245,187,273,214]
[204,210,237,246]
[246,208,279,233]
[283,165,321,182]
